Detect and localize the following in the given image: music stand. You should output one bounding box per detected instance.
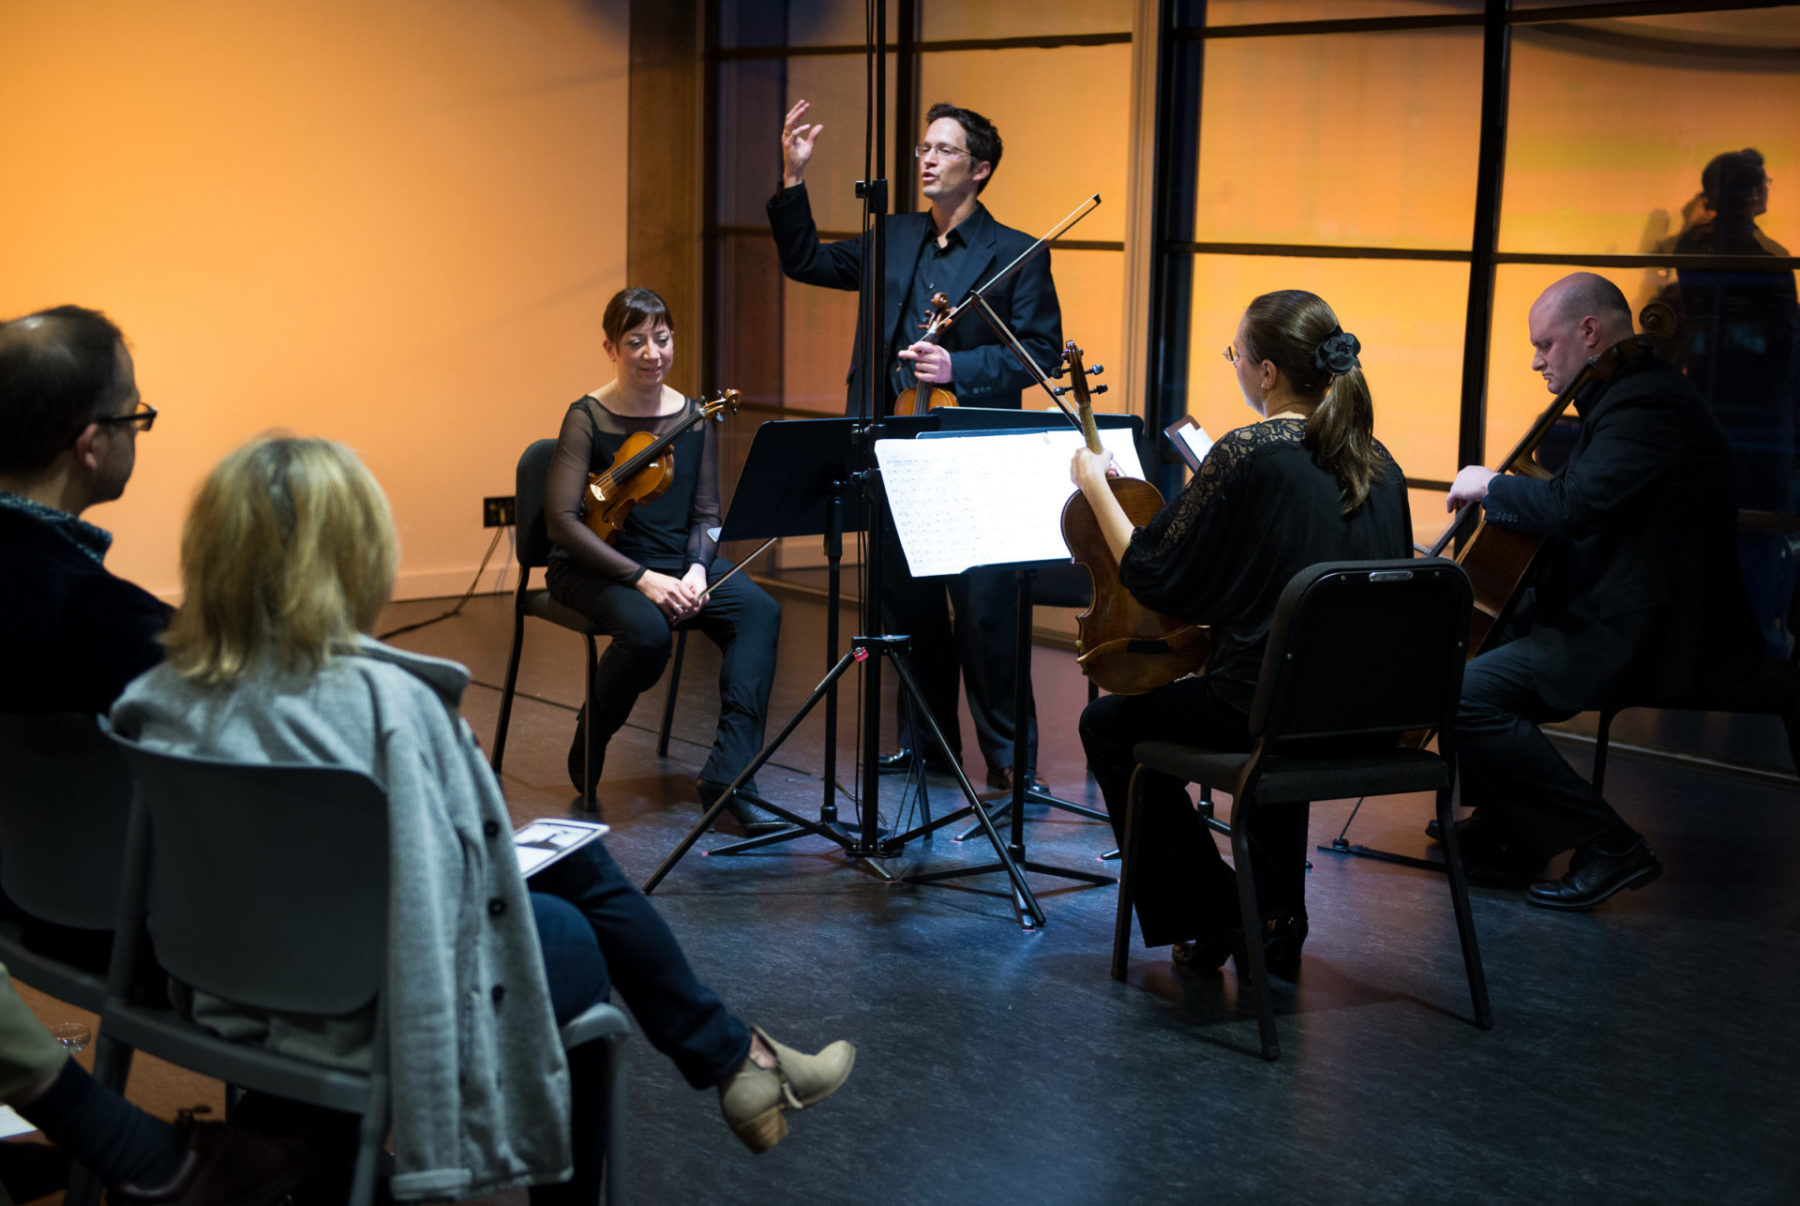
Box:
[644,421,1044,921]
[873,423,1147,921]
[926,410,1136,835]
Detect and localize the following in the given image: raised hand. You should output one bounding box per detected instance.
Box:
[781,99,824,187]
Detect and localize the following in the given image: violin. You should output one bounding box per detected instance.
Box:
[580,389,739,545]
[1434,327,1663,655]
[1058,342,1210,695]
[892,292,960,417]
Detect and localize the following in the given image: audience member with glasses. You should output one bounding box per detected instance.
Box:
[0,305,170,721]
[767,98,1065,794]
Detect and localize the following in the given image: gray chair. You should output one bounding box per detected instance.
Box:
[0,711,130,1011]
[491,437,687,812]
[1110,559,1492,1060]
[94,731,632,1206]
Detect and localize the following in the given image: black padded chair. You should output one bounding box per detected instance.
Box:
[491,438,687,812]
[0,712,131,1011]
[95,731,632,1206]
[1590,574,1799,794]
[1110,558,1492,1060]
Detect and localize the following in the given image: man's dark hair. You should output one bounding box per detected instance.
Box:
[1701,147,1766,219]
[926,103,1002,194]
[0,305,129,476]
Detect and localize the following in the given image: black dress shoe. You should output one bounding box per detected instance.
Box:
[1260,913,1308,981]
[877,747,957,776]
[1171,927,1242,973]
[1527,836,1662,911]
[985,766,1050,793]
[698,781,788,837]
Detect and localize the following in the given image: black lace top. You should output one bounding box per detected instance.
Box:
[543,394,722,584]
[1119,417,1412,712]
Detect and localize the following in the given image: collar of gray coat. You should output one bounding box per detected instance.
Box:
[351,634,472,705]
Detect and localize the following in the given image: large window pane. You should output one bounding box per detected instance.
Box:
[1193,0,1481,23]
[918,44,1131,243]
[716,53,894,231]
[1194,30,1483,249]
[1500,10,1800,255]
[718,0,895,49]
[922,0,1131,40]
[1181,255,1468,483]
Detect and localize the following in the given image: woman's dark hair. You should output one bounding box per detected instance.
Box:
[925,103,1002,193]
[602,287,674,346]
[1240,289,1381,514]
[1701,147,1766,220]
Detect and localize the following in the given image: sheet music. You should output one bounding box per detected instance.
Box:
[1177,424,1214,466]
[875,428,1145,577]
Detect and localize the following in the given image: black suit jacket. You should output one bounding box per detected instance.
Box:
[1482,353,1762,710]
[0,507,170,716]
[766,183,1062,415]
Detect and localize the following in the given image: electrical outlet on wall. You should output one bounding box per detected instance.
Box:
[483,496,516,528]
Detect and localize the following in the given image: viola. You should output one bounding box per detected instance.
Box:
[892,292,960,417]
[1058,342,1210,695]
[580,389,739,545]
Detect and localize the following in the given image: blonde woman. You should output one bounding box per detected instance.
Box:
[112,437,852,1204]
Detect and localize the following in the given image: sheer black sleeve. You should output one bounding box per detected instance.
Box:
[544,402,646,584]
[1117,425,1265,621]
[687,419,722,569]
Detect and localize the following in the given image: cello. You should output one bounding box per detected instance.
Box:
[1434,321,1666,656]
[1058,342,1210,695]
[580,389,740,544]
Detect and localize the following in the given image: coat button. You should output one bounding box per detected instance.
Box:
[488,898,506,916]
[491,985,506,1005]
[484,820,500,838]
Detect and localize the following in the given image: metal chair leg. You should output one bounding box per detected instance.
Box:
[491,606,528,772]
[1436,774,1493,1029]
[1110,765,1145,980]
[1226,799,1279,1060]
[658,629,689,757]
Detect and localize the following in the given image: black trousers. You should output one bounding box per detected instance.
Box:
[528,841,752,1206]
[1079,677,1308,948]
[1456,641,1635,862]
[547,556,780,791]
[878,511,1038,776]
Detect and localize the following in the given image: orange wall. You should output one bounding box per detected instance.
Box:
[2,1,631,600]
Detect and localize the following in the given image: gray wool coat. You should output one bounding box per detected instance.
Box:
[112,638,572,1201]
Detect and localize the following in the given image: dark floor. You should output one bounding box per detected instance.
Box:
[368,581,1800,1206]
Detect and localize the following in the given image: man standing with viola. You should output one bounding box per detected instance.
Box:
[767,100,1063,791]
[1444,272,1761,909]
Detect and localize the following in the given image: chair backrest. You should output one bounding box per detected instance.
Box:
[515,437,563,572]
[1249,558,1473,748]
[105,730,389,1017]
[0,712,131,930]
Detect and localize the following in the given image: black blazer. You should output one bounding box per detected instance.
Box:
[0,508,170,715]
[1482,353,1763,710]
[767,183,1062,415]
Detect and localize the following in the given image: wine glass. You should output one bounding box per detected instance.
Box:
[47,1022,90,1054]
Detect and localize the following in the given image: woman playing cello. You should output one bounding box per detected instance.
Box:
[544,287,782,832]
[1071,290,1411,977]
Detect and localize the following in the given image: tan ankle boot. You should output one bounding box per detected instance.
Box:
[717,1026,856,1153]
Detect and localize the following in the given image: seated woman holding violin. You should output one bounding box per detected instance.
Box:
[543,287,783,833]
[1070,289,1412,978]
